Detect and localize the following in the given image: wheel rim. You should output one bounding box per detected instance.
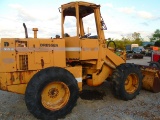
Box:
[41,81,70,111]
[125,73,139,94]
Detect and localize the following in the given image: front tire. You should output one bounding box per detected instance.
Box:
[111,63,142,100]
[25,67,79,120]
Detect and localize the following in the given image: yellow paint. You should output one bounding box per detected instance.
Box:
[0,65,82,94]
[0,38,66,72]
[66,66,82,91]
[141,68,157,91]
[105,48,125,66]
[124,73,139,94]
[7,84,27,94]
[41,82,70,111]
[80,39,99,60]
[1,1,157,97]
[87,64,112,86]
[0,73,8,90]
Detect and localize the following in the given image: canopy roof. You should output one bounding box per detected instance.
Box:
[61,1,100,17]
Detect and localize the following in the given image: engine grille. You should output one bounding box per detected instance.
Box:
[19,55,28,70]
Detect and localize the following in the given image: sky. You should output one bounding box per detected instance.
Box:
[0,0,160,41]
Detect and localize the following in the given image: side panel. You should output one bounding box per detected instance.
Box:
[0,38,67,94]
[0,73,9,90]
[53,39,66,67]
[65,37,80,60]
[0,66,82,94]
[0,38,66,72]
[0,39,16,72]
[7,84,27,94]
[0,71,37,93]
[32,39,66,69]
[80,39,99,60]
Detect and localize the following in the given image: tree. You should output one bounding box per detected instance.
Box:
[150,29,160,42]
[154,40,160,47]
[106,32,144,50]
[132,32,141,40]
[132,32,142,46]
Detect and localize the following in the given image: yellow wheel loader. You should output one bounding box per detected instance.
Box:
[0,1,160,119]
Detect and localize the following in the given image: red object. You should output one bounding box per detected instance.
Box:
[153,47,159,51]
[153,54,160,62]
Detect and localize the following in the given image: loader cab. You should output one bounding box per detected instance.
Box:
[61,2,106,61]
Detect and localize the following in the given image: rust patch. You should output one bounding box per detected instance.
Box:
[41,59,44,68]
[10,73,15,84]
[28,70,36,75]
[19,72,24,83]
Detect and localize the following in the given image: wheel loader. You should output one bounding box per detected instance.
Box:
[0,1,160,120]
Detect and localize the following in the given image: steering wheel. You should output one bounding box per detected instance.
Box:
[107,41,117,51]
[80,33,91,38]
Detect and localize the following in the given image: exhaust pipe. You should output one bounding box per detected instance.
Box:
[23,23,28,38]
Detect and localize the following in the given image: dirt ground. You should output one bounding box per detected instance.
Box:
[0,57,160,120]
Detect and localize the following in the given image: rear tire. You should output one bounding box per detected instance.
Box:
[25,67,79,120]
[111,63,142,100]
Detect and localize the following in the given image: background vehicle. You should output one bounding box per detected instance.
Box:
[0,1,160,119]
[132,47,141,53]
[126,44,145,59]
[126,44,139,53]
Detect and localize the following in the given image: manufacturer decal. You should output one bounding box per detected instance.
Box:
[40,44,58,47]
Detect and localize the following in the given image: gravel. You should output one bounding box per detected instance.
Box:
[0,56,160,120]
